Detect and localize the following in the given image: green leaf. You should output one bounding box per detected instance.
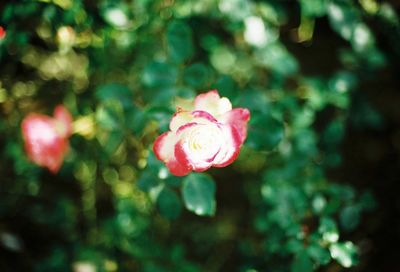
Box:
[183,63,209,88]
[329,242,359,268]
[319,217,339,243]
[237,89,270,114]
[125,107,146,134]
[291,251,313,272]
[210,45,236,73]
[157,187,182,220]
[167,20,194,63]
[311,194,327,214]
[218,0,252,21]
[247,112,284,151]
[255,42,298,76]
[137,170,160,193]
[175,86,196,99]
[182,173,216,216]
[322,120,344,145]
[327,2,358,41]
[339,205,360,232]
[95,83,133,109]
[212,75,238,100]
[102,6,129,28]
[300,0,327,17]
[97,130,124,155]
[164,175,182,188]
[308,243,331,265]
[142,62,178,88]
[146,106,174,132]
[96,101,124,130]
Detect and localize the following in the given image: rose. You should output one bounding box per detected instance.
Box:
[21,105,73,173]
[0,26,6,40]
[153,90,250,176]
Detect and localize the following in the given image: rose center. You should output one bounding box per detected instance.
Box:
[186,124,223,161]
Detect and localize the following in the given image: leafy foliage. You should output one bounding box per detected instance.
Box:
[0,0,396,271]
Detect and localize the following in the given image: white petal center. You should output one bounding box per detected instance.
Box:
[184,124,224,162]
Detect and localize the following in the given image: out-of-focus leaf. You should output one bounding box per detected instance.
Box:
[210,45,236,73]
[167,20,193,63]
[157,187,182,220]
[138,169,160,193]
[125,107,146,134]
[142,62,178,88]
[312,194,327,214]
[182,173,216,216]
[145,87,177,106]
[329,242,359,268]
[300,0,327,17]
[319,217,339,243]
[291,251,313,272]
[218,0,252,21]
[308,243,331,265]
[255,42,298,76]
[322,120,344,145]
[183,63,209,88]
[212,75,238,99]
[327,1,378,56]
[236,89,270,113]
[96,101,124,130]
[247,111,284,151]
[97,130,124,155]
[327,2,359,41]
[339,205,360,232]
[146,106,174,132]
[102,6,129,28]
[95,83,133,109]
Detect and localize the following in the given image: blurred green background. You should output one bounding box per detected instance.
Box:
[1,0,400,271]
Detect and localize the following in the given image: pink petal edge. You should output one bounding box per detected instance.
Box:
[153,131,193,176]
[212,124,242,168]
[220,108,250,144]
[174,139,214,172]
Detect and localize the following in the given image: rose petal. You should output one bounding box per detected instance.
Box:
[174,140,213,172]
[219,108,250,143]
[153,131,177,162]
[194,90,232,116]
[169,111,193,132]
[176,122,199,135]
[174,97,195,112]
[212,124,242,167]
[166,157,192,176]
[191,110,218,123]
[153,131,192,176]
[170,110,218,132]
[22,114,68,173]
[175,122,224,171]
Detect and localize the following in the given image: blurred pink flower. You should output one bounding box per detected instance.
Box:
[21,105,73,173]
[0,26,5,40]
[153,90,250,176]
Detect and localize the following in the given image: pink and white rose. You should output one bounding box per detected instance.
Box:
[153,90,250,176]
[21,105,73,173]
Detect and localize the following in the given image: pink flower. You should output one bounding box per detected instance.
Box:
[21,105,73,173]
[0,26,5,40]
[153,90,250,176]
